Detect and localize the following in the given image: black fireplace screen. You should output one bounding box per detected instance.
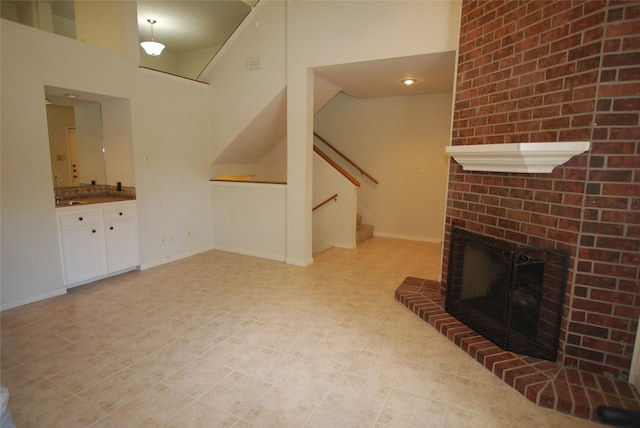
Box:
[445,227,569,361]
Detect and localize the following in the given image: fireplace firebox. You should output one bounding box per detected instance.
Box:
[446,227,569,361]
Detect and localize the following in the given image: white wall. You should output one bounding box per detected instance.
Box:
[312,153,358,255]
[632,317,640,390]
[285,1,462,266]
[74,1,127,54]
[140,46,219,81]
[314,92,452,242]
[211,181,286,260]
[1,15,213,308]
[1,21,135,308]
[1,0,462,309]
[131,70,214,269]
[203,0,287,162]
[199,0,460,265]
[140,47,179,73]
[253,138,287,182]
[177,46,220,80]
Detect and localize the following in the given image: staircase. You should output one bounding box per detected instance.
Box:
[313,134,377,248]
[356,214,374,244]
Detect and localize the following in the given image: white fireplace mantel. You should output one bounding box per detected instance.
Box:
[445,142,591,173]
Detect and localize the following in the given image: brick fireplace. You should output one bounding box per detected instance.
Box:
[445,226,570,361]
[442,0,639,383]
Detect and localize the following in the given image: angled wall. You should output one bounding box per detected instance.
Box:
[203,1,287,165]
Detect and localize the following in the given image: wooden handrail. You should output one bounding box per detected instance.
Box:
[313,146,360,186]
[210,178,286,185]
[313,193,338,211]
[313,132,379,184]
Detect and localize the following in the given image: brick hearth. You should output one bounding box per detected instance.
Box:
[395,277,640,423]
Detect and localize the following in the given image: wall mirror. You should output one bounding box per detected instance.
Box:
[46,95,107,188]
[45,86,136,201]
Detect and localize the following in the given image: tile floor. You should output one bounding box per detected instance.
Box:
[395,277,640,423]
[1,238,601,427]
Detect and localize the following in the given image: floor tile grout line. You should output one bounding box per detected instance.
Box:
[299,363,349,427]
[395,278,640,423]
[3,240,603,427]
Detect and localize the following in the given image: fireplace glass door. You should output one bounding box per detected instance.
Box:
[446,227,569,361]
[455,237,513,348]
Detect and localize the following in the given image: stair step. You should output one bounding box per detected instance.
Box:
[357,213,363,226]
[356,223,374,244]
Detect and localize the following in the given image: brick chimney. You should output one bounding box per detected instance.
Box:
[444,0,639,380]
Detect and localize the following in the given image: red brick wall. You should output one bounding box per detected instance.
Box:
[444,0,640,380]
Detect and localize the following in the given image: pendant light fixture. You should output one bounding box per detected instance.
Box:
[140,19,165,56]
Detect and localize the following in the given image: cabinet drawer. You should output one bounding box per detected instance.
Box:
[59,212,100,227]
[104,206,136,221]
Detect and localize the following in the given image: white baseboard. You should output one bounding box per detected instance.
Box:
[313,241,356,256]
[1,287,67,311]
[285,256,313,267]
[333,241,357,249]
[210,245,286,263]
[313,242,334,256]
[373,232,442,244]
[140,245,214,270]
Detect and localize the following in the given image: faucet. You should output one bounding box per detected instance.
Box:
[54,174,63,204]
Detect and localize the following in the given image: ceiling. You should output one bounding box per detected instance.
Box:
[314,51,457,99]
[137,1,255,53]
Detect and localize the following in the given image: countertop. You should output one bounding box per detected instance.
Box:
[55,196,135,208]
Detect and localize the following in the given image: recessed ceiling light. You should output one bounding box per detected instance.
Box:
[402,79,417,86]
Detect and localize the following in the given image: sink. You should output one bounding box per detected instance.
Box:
[57,200,88,206]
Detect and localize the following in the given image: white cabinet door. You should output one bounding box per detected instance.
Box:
[60,226,107,285]
[104,218,140,273]
[57,201,139,286]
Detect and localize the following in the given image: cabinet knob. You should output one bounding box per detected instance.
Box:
[92,229,96,233]
[119,212,123,216]
[78,217,83,221]
[109,226,114,230]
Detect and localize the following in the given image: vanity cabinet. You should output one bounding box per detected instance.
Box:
[58,212,107,284]
[57,201,139,286]
[103,205,139,273]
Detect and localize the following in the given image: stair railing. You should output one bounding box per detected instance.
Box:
[313,132,379,185]
[210,178,286,185]
[313,146,360,186]
[313,194,338,211]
